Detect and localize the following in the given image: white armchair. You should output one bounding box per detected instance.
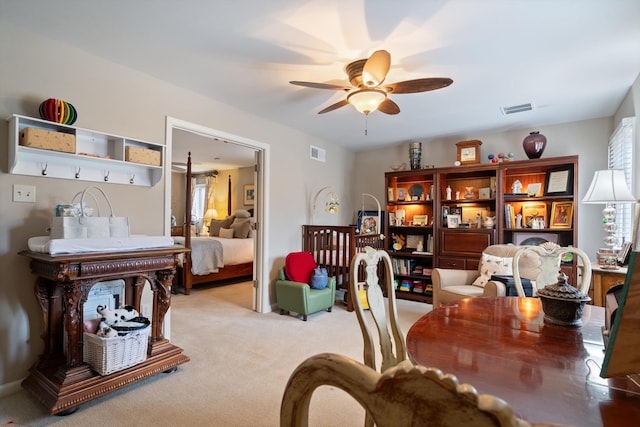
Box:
[432,244,541,308]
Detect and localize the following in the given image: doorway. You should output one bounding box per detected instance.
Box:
[164,117,270,313]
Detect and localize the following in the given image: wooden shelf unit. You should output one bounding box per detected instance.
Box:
[385,169,435,303]
[8,114,164,187]
[384,155,580,302]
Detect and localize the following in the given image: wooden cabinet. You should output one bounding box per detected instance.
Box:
[385,170,435,303]
[8,114,164,186]
[438,228,496,269]
[591,265,627,307]
[383,156,580,302]
[19,248,189,415]
[437,164,498,269]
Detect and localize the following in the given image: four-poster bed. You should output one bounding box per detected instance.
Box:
[173,152,254,295]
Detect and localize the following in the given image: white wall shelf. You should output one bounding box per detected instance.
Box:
[8,114,164,187]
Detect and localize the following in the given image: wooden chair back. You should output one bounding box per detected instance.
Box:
[281,353,550,427]
[349,246,407,374]
[512,242,591,297]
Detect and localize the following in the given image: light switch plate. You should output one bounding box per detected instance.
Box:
[13,184,36,203]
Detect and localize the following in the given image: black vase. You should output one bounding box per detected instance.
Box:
[522,131,547,159]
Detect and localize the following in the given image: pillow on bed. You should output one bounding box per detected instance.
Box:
[219,228,234,239]
[209,215,235,237]
[285,252,317,284]
[231,219,251,238]
[234,209,252,218]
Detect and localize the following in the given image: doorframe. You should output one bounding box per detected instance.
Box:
[164,116,270,313]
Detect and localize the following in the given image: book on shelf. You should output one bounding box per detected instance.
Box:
[504,204,515,228]
[392,258,415,276]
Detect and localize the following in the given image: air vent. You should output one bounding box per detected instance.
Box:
[310,145,326,162]
[501,103,534,115]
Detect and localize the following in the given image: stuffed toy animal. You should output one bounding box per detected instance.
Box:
[96,305,149,337]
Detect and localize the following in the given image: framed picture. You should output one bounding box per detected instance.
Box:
[396,188,407,201]
[526,183,542,197]
[388,212,396,227]
[413,214,428,226]
[406,235,423,249]
[618,241,632,266]
[243,184,255,205]
[408,183,424,200]
[478,187,491,200]
[550,201,573,229]
[357,210,384,235]
[544,166,574,196]
[449,206,462,218]
[521,202,548,228]
[513,232,558,246]
[447,214,461,228]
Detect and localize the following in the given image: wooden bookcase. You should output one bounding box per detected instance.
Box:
[385,169,436,303]
[384,155,580,303]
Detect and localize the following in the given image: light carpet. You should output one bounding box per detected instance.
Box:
[0,281,431,426]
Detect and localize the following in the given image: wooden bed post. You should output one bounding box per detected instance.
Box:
[183,152,193,294]
[175,154,253,295]
[228,174,232,217]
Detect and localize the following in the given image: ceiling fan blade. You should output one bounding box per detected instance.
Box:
[318,99,349,114]
[290,81,349,91]
[362,50,391,87]
[378,98,400,115]
[386,78,453,94]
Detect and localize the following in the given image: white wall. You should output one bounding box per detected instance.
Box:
[0,23,354,388]
[353,117,614,261]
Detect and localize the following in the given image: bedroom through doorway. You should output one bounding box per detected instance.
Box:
[164,117,269,313]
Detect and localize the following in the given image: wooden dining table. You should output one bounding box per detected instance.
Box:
[406,297,640,427]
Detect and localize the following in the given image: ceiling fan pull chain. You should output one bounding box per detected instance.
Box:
[364,115,368,136]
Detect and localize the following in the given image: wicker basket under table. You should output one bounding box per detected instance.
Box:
[83,326,151,375]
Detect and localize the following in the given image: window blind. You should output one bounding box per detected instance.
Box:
[608,117,635,246]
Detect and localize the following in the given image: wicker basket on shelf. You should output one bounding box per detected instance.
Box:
[83,326,150,375]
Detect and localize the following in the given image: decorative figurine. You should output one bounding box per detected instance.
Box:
[464,186,474,199]
[446,185,452,200]
[511,179,523,194]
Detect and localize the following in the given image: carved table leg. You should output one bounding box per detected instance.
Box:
[148,268,174,356]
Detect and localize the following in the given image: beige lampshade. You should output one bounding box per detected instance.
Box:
[582,169,635,203]
[204,208,219,219]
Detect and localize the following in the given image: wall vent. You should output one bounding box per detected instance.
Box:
[501,103,534,115]
[310,145,326,162]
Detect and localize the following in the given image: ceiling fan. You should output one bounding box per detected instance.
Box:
[290,50,453,115]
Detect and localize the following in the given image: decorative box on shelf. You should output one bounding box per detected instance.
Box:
[20,127,76,153]
[125,146,162,166]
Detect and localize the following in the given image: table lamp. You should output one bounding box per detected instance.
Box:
[204,208,219,232]
[582,169,636,268]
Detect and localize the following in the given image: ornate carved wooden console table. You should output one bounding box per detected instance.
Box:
[19,247,190,415]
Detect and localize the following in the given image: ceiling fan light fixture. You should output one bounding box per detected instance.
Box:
[347,89,387,115]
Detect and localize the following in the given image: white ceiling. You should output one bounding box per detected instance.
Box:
[3,1,640,169]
